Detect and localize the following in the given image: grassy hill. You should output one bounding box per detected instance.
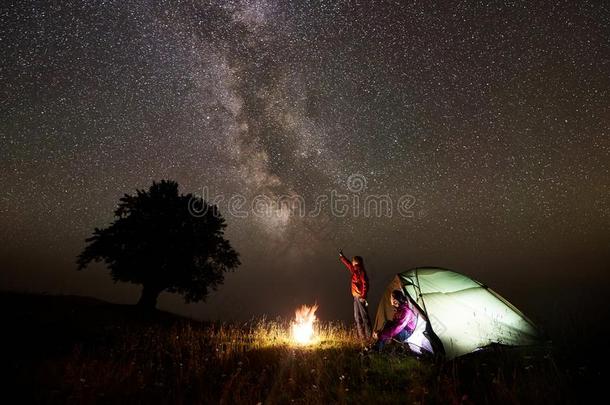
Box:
[0,292,603,404]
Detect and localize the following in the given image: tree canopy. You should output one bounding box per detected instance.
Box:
[77,180,240,309]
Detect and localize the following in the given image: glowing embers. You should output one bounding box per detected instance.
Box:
[291,304,318,345]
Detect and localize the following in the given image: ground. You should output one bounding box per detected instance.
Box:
[0,292,604,404]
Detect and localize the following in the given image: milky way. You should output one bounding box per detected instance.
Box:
[1,1,609,320]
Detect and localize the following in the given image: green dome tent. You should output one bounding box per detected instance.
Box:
[374,267,542,359]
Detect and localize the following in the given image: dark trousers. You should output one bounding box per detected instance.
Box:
[373,328,412,352]
[353,297,371,339]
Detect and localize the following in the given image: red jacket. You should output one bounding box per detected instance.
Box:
[339,255,369,299]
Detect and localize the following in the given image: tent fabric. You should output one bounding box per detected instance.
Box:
[374,275,403,332]
[374,267,541,359]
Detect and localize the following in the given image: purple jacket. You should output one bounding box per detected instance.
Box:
[379,302,417,341]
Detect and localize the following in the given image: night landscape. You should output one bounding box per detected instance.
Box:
[1,1,608,404]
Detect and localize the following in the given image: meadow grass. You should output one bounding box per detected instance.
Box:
[41,318,436,404]
[1,293,603,404]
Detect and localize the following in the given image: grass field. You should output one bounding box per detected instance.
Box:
[0,292,604,404]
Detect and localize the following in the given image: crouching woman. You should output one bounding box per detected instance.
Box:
[373,290,417,351]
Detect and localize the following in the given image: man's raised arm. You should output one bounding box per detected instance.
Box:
[339,249,353,272]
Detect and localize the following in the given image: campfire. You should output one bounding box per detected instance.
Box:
[291,304,318,345]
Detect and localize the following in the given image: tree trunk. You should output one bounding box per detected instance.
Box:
[137,284,162,309]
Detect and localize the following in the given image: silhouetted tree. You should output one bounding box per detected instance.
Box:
[77,180,240,309]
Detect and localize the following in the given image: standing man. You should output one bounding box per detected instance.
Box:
[338,249,371,339]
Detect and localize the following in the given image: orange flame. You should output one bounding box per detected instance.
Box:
[291,304,318,345]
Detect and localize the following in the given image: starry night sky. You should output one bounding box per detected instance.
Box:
[1,1,609,322]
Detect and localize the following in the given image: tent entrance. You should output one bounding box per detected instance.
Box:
[373,275,443,357]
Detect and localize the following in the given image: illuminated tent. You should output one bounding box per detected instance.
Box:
[374,267,542,359]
